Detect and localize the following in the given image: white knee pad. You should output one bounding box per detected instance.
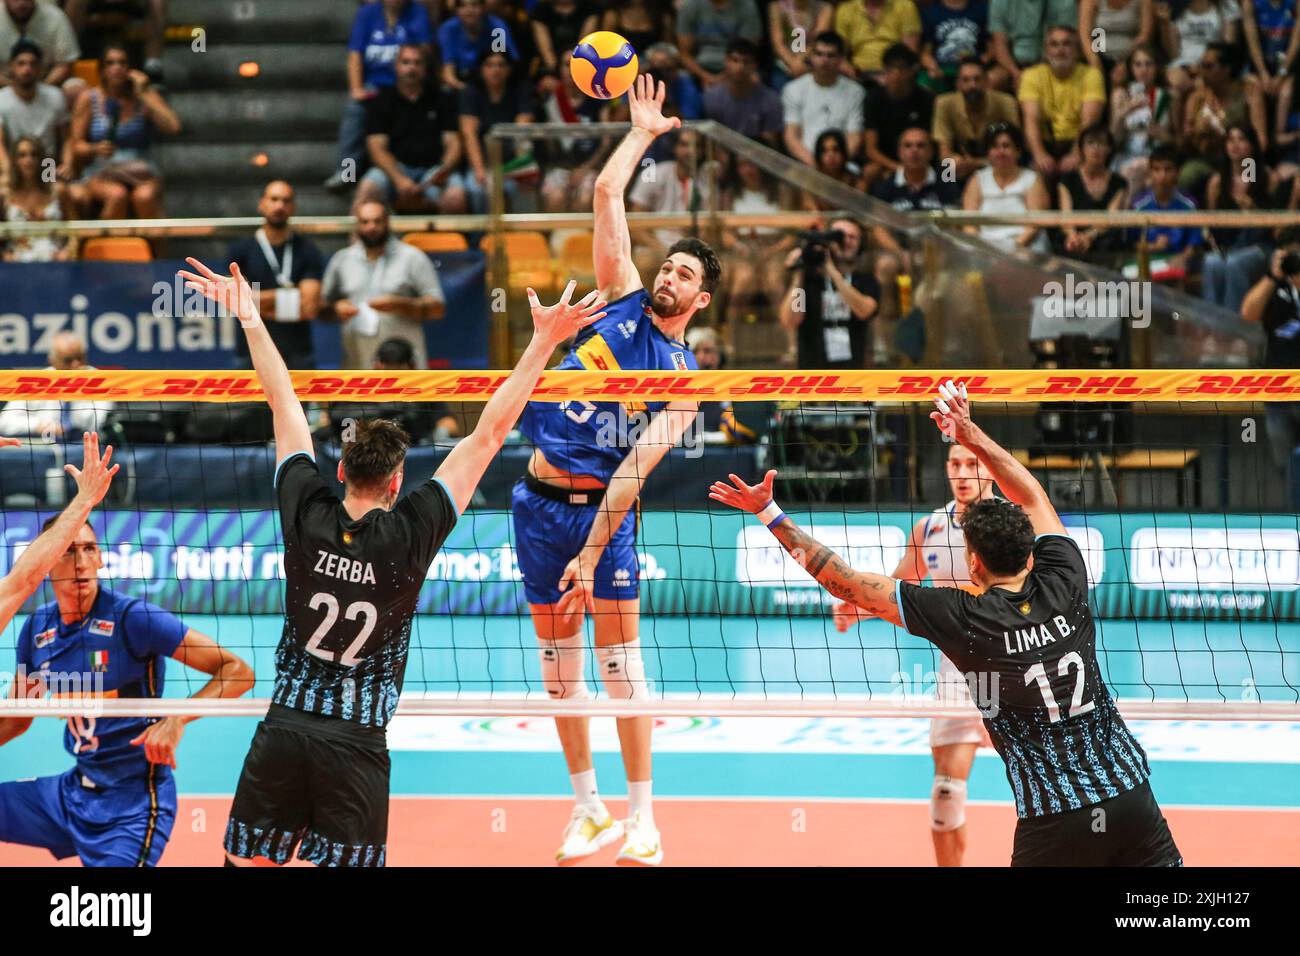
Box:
[539,632,590,700]
[930,775,968,832]
[595,640,649,700]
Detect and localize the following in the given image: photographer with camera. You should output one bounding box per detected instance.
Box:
[779,219,880,369]
[1241,226,1300,481]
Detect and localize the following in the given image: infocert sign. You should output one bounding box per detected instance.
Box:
[0,510,1296,620]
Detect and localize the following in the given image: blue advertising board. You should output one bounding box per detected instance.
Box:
[0,252,488,369]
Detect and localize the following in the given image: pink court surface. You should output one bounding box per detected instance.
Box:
[2,713,1297,866]
[1,797,1296,867]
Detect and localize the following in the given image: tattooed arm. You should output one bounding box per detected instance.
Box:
[833,516,928,632]
[709,470,904,628]
[770,513,904,627]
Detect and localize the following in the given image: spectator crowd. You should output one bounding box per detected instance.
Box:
[316,0,1300,340]
[0,0,177,251]
[1,2,1297,391]
[0,2,1297,485]
[4,1,1299,304]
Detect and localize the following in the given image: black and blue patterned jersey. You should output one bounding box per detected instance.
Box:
[899,534,1151,818]
[271,453,457,732]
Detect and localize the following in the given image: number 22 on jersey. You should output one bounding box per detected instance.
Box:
[303,591,378,666]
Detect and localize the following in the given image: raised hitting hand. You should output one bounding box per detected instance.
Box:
[627,74,681,138]
[179,257,260,327]
[527,279,607,347]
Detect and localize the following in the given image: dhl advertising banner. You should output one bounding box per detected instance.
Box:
[1,509,1296,621]
[0,368,1297,402]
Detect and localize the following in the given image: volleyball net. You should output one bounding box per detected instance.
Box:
[0,367,1297,721]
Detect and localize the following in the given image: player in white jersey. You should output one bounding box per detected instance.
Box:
[833,441,994,866]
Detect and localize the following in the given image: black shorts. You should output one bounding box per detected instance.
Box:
[1012,780,1183,867]
[223,710,390,867]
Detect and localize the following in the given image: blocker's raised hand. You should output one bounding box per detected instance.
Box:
[708,470,778,514]
[179,257,260,325]
[527,279,607,346]
[929,379,972,442]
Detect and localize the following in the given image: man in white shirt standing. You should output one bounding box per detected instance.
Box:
[781,31,866,167]
[321,199,445,370]
[0,332,113,440]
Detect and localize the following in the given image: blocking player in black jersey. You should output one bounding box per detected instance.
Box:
[179,257,606,867]
[710,381,1182,867]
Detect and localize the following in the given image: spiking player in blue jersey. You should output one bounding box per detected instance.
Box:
[180,252,604,867]
[514,74,721,867]
[712,382,1182,867]
[0,498,255,866]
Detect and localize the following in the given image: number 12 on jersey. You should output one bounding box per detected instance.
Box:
[1024,651,1095,723]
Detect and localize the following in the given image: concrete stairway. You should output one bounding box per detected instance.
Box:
[156,0,360,260]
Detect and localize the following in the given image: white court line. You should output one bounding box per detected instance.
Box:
[383,714,1300,763]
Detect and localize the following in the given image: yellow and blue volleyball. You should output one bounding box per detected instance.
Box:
[569,31,638,100]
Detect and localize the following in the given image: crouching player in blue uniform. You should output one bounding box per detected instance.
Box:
[513,75,720,866]
[0,463,255,866]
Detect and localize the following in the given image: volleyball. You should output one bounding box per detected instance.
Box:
[569,31,638,100]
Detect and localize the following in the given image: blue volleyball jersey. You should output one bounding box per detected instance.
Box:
[17,588,187,789]
[519,289,698,483]
[1255,0,1297,68]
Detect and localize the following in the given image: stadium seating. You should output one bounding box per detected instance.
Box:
[80,237,153,261]
[557,232,597,285]
[403,232,470,253]
[480,231,555,294]
[71,58,101,89]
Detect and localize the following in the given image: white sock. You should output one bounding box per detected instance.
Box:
[571,769,601,813]
[628,779,654,823]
